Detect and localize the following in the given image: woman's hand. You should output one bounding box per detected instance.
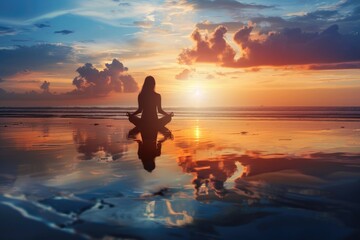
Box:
[168,112,174,117]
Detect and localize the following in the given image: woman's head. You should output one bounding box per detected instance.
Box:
[141,76,156,94]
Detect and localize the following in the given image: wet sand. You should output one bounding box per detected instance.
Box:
[0,117,359,239]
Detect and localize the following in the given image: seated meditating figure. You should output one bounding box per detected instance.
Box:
[127,75,173,129]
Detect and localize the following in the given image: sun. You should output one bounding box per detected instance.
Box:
[190,83,204,100]
[194,88,202,98]
[181,82,207,107]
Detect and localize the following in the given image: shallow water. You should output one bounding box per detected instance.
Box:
[0,117,359,239]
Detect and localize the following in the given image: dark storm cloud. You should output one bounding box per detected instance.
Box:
[0,44,74,78]
[179,24,360,69]
[54,30,74,35]
[0,26,15,35]
[0,46,70,77]
[185,0,273,10]
[34,23,51,28]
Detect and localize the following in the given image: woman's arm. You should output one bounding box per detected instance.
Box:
[157,94,171,116]
[131,108,142,116]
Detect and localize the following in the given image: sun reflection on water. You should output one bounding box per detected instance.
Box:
[194,120,200,142]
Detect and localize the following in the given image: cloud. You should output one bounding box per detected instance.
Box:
[0,26,15,35]
[0,89,58,101]
[118,2,131,7]
[119,74,138,92]
[54,30,74,35]
[105,58,128,72]
[196,20,245,32]
[40,81,50,92]
[133,20,154,28]
[341,5,360,21]
[72,121,129,160]
[0,44,74,78]
[244,67,261,72]
[179,24,360,69]
[292,10,338,21]
[175,69,193,80]
[307,61,360,70]
[178,25,236,65]
[0,58,139,101]
[71,59,138,96]
[338,0,360,7]
[196,2,360,35]
[0,78,4,83]
[250,16,320,33]
[14,80,41,84]
[185,0,273,10]
[196,13,337,36]
[206,74,214,79]
[34,23,51,28]
[231,24,360,67]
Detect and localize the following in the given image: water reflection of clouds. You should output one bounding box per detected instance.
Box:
[0,119,138,194]
[174,122,360,203]
[72,123,129,161]
[177,144,360,204]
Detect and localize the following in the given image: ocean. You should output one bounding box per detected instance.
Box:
[0,107,359,239]
[1,106,360,120]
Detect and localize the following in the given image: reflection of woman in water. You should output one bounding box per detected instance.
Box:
[128,126,173,172]
[127,76,173,128]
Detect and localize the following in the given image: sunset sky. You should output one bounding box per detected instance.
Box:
[0,0,359,107]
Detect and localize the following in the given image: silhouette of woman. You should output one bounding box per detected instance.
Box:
[127,76,173,128]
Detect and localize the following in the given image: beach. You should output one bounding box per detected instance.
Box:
[0,109,360,239]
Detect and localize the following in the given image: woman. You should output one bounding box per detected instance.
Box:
[127,76,173,128]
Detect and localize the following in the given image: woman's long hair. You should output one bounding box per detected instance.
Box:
[140,76,155,96]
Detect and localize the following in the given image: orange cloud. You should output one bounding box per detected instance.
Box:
[179,24,360,69]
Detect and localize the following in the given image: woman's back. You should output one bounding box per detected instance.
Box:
[139,92,159,121]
